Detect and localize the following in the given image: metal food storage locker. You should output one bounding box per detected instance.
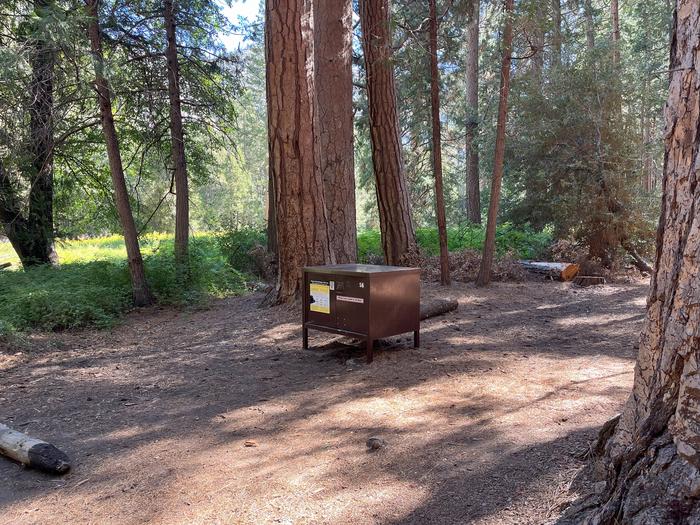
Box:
[302,264,421,363]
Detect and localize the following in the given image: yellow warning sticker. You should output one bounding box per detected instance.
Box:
[309,282,330,314]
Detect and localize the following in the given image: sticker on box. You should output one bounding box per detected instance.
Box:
[337,295,364,304]
[309,282,331,313]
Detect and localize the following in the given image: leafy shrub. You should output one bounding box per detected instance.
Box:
[0,235,247,334]
[358,224,551,263]
[216,227,267,276]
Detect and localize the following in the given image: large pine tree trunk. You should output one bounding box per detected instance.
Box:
[562,3,700,522]
[266,0,335,303]
[429,0,450,286]
[164,0,189,271]
[359,0,417,265]
[86,0,154,307]
[465,0,481,225]
[313,0,357,263]
[0,0,59,267]
[476,0,513,287]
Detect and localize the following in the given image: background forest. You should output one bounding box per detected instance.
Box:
[0,0,671,332]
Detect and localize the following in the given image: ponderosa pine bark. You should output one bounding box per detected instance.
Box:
[429,0,450,286]
[561,2,700,522]
[313,0,357,263]
[266,0,334,303]
[359,0,418,265]
[86,0,154,307]
[465,0,481,225]
[0,0,58,267]
[476,0,513,287]
[164,0,189,272]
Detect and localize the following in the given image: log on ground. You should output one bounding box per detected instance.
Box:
[0,423,71,474]
[519,261,579,281]
[420,299,458,320]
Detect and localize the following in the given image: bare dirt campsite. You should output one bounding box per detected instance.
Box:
[1,280,648,525]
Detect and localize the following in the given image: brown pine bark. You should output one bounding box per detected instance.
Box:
[359,0,418,266]
[562,2,700,521]
[476,0,514,288]
[429,0,450,286]
[266,0,335,303]
[465,0,481,225]
[85,0,154,307]
[551,0,562,66]
[266,168,277,257]
[313,0,357,263]
[0,0,59,267]
[164,0,189,271]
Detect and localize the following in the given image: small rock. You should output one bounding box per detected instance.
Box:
[366,437,386,451]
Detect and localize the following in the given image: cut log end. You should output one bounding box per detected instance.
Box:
[27,443,71,474]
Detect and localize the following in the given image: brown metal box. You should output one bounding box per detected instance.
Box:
[302,264,421,362]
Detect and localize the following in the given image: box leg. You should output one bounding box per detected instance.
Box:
[414,329,420,348]
[303,327,309,349]
[366,338,374,363]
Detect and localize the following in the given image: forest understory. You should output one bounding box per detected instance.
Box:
[0,279,648,524]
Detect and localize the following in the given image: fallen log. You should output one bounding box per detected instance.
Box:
[420,298,458,320]
[0,262,10,270]
[0,423,70,474]
[519,261,580,281]
[573,275,606,287]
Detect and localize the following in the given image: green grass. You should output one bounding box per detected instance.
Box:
[358,224,552,263]
[0,233,248,336]
[0,224,551,336]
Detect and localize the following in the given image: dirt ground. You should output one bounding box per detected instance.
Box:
[0,280,649,525]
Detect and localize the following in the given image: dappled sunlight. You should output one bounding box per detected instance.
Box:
[1,282,649,524]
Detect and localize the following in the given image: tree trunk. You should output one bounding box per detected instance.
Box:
[551,0,562,66]
[266,167,277,257]
[429,0,450,286]
[164,0,189,272]
[610,0,621,69]
[583,0,596,50]
[476,0,514,288]
[85,0,154,307]
[0,0,59,267]
[313,0,357,263]
[359,0,418,265]
[562,3,700,521]
[266,0,335,303]
[465,0,481,224]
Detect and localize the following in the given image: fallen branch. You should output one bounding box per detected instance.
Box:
[621,241,653,274]
[0,423,71,474]
[420,299,458,320]
[519,261,579,281]
[0,262,10,270]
